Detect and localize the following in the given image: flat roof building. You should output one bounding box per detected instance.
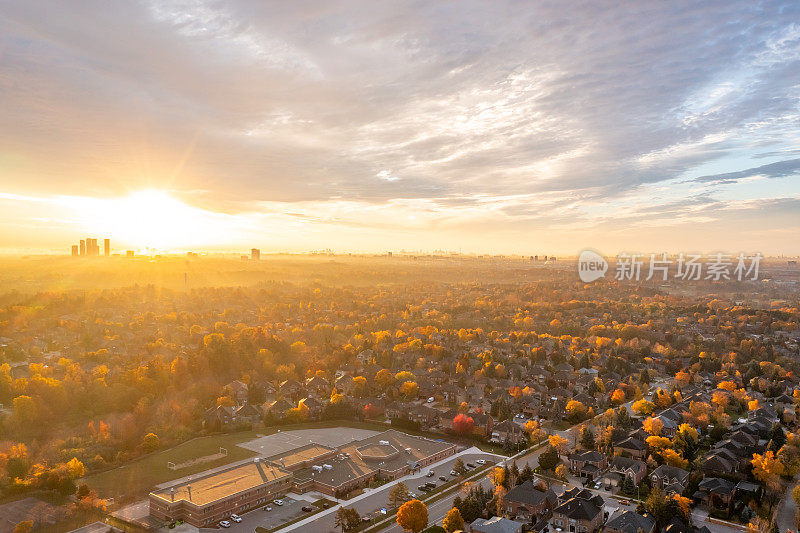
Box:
[149,459,292,527]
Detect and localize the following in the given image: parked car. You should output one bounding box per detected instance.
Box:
[450,470,457,476]
[219,521,231,528]
[322,502,331,509]
[418,485,430,492]
[466,463,476,468]
[439,475,447,481]
[273,499,284,505]
[425,482,436,488]
[230,514,242,523]
[476,459,486,465]
[264,506,273,511]
[427,470,435,477]
[302,505,314,512]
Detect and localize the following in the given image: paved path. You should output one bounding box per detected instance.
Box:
[777,478,799,533]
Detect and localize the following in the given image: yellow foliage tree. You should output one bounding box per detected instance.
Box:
[643,417,663,436]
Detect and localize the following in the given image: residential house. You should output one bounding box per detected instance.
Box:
[605,511,655,533]
[568,450,607,478]
[550,497,604,533]
[503,480,558,521]
[650,465,690,494]
[491,420,528,445]
[605,457,647,488]
[469,517,525,533]
[224,380,249,404]
[614,437,647,460]
[693,478,735,509]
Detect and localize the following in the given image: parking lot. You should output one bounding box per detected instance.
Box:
[215,497,330,533]
[238,427,379,456]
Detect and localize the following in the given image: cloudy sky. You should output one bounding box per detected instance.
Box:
[1,0,798,255]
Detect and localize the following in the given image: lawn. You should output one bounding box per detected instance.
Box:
[82,430,263,501]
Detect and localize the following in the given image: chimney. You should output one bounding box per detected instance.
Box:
[170,487,175,502]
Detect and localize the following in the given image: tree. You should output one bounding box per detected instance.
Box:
[335,508,361,532]
[538,446,560,471]
[390,482,412,508]
[400,381,419,399]
[643,417,663,436]
[548,434,570,455]
[453,458,467,476]
[631,399,655,416]
[579,425,596,450]
[397,499,428,533]
[566,400,587,422]
[523,420,545,443]
[555,464,567,480]
[611,389,626,404]
[142,432,159,452]
[452,414,475,435]
[644,488,680,530]
[442,507,465,533]
[66,457,85,479]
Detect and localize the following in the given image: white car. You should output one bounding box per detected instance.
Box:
[450,470,457,476]
[273,499,284,506]
[264,506,273,511]
[476,459,486,465]
[230,514,242,523]
[219,521,231,528]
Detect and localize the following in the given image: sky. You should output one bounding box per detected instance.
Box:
[0,0,799,255]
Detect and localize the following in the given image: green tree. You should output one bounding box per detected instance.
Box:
[390,482,412,508]
[538,446,560,472]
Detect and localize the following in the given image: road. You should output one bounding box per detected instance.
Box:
[776,476,799,533]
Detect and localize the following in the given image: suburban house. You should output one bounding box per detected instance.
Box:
[650,465,690,494]
[568,450,607,478]
[469,517,526,533]
[693,477,735,509]
[605,510,656,533]
[503,480,558,521]
[550,497,604,533]
[605,456,647,488]
[613,437,647,460]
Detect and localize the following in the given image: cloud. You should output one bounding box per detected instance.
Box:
[0,0,798,252]
[691,158,800,184]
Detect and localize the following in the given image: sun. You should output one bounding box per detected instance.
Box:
[88,189,228,250]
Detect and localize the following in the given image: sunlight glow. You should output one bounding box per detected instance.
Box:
[79,190,233,250]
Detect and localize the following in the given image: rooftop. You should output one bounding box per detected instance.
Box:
[151,460,290,507]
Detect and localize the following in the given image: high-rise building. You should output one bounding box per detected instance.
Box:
[79,239,86,256]
[71,245,79,256]
[104,238,110,256]
[251,248,261,261]
[87,238,99,256]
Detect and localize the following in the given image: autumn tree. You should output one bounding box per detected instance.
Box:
[549,435,570,455]
[397,499,428,533]
[442,507,465,533]
[452,414,474,435]
[643,417,663,436]
[631,399,655,416]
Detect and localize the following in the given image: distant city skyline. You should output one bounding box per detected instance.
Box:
[1,1,798,254]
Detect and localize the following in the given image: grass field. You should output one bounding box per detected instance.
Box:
[82,430,262,501]
[81,420,393,502]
